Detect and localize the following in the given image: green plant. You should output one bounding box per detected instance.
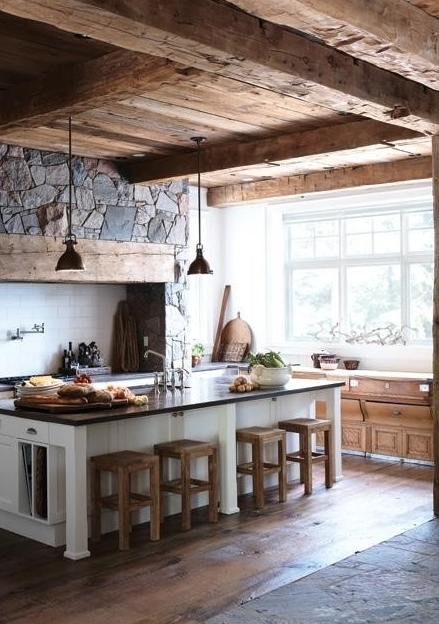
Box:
[192,341,205,356]
[248,350,286,368]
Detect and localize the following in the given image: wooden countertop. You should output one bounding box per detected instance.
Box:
[291,366,432,381]
[0,377,345,426]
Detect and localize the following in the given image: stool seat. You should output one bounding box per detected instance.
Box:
[278,418,333,495]
[236,426,287,509]
[153,439,218,531]
[90,450,160,550]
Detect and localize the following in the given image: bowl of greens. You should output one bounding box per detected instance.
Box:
[248,351,291,387]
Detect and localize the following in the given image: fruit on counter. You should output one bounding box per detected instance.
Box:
[248,350,286,368]
[73,373,93,384]
[228,375,258,393]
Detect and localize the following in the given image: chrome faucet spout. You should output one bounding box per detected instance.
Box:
[144,349,167,390]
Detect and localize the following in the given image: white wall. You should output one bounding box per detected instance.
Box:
[200,181,433,374]
[0,283,126,377]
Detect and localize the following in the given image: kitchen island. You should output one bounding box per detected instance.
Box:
[0,376,344,560]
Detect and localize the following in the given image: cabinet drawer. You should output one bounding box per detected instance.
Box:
[348,376,431,402]
[365,402,432,429]
[341,398,364,422]
[0,415,49,442]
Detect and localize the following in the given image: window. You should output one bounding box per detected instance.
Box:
[280,185,433,345]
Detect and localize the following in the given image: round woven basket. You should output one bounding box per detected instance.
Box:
[343,359,360,370]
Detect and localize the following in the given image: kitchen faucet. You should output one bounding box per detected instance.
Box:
[144,348,167,390]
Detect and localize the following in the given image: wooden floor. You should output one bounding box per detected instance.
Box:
[0,455,434,624]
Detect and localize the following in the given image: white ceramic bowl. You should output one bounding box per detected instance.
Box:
[319,361,339,370]
[250,365,291,387]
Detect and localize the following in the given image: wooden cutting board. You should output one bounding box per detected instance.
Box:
[14,399,129,413]
[219,312,251,361]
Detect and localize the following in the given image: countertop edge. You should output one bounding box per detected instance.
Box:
[0,378,345,426]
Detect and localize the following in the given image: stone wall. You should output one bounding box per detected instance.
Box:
[0,143,188,246]
[0,142,191,372]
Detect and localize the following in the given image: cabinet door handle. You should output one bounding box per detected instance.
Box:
[26,427,38,435]
[392,410,402,416]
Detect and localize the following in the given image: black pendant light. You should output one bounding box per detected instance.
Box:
[55,117,85,272]
[187,136,213,275]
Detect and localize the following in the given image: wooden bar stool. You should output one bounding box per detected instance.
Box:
[153,439,219,531]
[236,426,287,509]
[90,450,160,550]
[278,418,333,495]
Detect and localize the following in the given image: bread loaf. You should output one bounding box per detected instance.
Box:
[16,394,60,404]
[15,395,87,405]
[58,383,94,399]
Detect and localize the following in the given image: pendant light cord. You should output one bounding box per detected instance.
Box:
[197,138,202,246]
[67,116,73,239]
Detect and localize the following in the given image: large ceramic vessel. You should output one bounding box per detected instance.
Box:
[250,364,291,387]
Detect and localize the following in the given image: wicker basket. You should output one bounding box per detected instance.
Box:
[343,359,360,370]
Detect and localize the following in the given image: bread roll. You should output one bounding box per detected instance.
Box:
[87,389,113,404]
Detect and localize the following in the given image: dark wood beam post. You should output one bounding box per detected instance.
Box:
[433,134,439,515]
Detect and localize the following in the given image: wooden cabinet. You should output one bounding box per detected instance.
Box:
[347,376,433,462]
[339,398,367,453]
[293,369,433,462]
[363,401,433,461]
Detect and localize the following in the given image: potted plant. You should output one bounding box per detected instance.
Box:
[192,342,204,367]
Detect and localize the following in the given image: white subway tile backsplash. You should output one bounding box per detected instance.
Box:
[0,283,126,377]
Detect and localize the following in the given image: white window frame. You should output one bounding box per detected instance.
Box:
[266,180,433,350]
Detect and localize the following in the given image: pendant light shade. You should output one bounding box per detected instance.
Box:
[187,136,213,275]
[55,117,85,272]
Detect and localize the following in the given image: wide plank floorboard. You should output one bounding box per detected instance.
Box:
[0,455,434,624]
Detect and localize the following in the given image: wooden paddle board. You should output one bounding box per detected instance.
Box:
[219,312,252,361]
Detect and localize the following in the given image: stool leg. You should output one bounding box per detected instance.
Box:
[149,461,161,541]
[208,448,219,523]
[303,431,313,495]
[253,438,264,509]
[278,436,287,503]
[118,467,130,550]
[298,431,305,485]
[181,454,191,531]
[90,462,101,543]
[324,428,334,489]
[158,455,165,523]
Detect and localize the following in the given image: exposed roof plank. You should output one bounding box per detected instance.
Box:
[0,49,176,131]
[1,0,439,135]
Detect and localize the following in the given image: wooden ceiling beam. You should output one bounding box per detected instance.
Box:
[207,155,433,206]
[0,49,177,132]
[123,119,422,183]
[1,0,439,134]
[233,0,439,81]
